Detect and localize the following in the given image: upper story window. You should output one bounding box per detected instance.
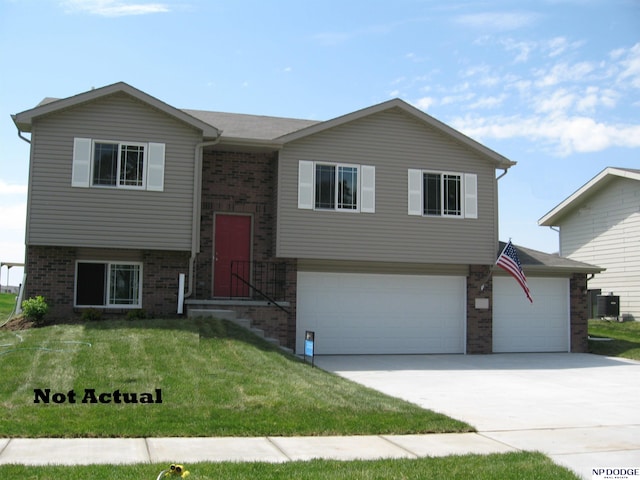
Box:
[298,160,375,213]
[315,163,359,210]
[408,169,477,219]
[72,137,165,191]
[93,142,146,188]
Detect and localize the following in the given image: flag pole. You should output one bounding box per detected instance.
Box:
[480,239,511,291]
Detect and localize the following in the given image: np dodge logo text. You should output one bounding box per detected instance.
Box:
[33,388,163,404]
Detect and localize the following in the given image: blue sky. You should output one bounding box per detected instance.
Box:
[1,0,639,286]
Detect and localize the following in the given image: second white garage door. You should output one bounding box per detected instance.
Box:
[493,277,570,353]
[296,272,466,355]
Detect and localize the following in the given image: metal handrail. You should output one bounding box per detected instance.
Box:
[229,261,290,315]
[230,272,290,315]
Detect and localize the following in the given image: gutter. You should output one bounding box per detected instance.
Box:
[185,135,222,298]
[14,122,31,144]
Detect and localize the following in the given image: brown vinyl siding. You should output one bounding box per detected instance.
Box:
[277,107,498,265]
[298,259,469,276]
[26,92,201,251]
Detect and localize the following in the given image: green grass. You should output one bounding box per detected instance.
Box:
[0,453,581,479]
[0,292,17,322]
[588,319,640,361]
[0,317,471,437]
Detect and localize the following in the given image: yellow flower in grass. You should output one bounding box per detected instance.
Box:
[158,464,189,479]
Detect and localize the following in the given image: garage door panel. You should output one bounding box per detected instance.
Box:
[493,277,569,353]
[297,272,465,355]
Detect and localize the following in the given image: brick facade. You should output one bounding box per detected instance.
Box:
[142,250,190,318]
[24,245,189,319]
[570,273,589,353]
[25,245,76,319]
[195,149,296,349]
[467,264,493,354]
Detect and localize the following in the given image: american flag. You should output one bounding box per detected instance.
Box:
[497,241,533,303]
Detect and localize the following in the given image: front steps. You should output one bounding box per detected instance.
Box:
[187,308,292,354]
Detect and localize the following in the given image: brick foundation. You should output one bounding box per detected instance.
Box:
[25,245,77,319]
[142,250,191,318]
[467,264,493,354]
[24,245,189,320]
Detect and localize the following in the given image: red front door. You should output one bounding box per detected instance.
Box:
[213,214,251,297]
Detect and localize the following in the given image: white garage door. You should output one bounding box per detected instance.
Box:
[296,272,466,355]
[493,277,569,353]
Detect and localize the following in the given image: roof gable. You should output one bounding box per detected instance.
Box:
[539,167,640,226]
[12,82,220,140]
[276,98,516,169]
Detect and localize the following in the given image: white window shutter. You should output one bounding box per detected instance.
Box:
[408,169,423,216]
[72,137,92,188]
[146,143,165,191]
[360,165,375,213]
[464,173,478,219]
[298,160,314,209]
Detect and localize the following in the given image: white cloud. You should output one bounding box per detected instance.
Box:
[414,97,435,110]
[500,38,536,63]
[0,180,27,195]
[545,37,584,58]
[61,0,169,16]
[469,95,507,109]
[533,88,576,115]
[534,61,596,87]
[452,114,640,156]
[455,12,539,31]
[0,204,26,235]
[615,42,640,88]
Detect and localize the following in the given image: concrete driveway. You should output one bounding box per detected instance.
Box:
[315,353,640,480]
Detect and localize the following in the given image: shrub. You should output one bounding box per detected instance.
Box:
[81,308,103,322]
[21,296,49,325]
[126,309,147,320]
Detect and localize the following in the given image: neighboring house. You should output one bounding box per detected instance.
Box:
[539,167,640,321]
[12,82,600,354]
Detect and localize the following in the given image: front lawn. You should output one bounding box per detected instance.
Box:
[0,453,581,479]
[588,319,640,361]
[0,292,17,322]
[0,317,471,437]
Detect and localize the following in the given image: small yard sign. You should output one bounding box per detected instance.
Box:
[304,330,315,367]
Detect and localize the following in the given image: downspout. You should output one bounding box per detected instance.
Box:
[15,124,31,144]
[185,135,222,298]
[14,124,31,315]
[480,169,510,290]
[494,166,509,259]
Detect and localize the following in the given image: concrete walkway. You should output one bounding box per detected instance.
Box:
[0,433,516,466]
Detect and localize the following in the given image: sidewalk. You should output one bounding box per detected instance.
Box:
[0,433,516,465]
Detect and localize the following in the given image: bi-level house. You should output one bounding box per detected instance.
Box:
[12,82,599,354]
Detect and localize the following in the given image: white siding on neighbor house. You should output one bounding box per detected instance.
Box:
[560,177,640,319]
[27,92,202,251]
[277,108,499,265]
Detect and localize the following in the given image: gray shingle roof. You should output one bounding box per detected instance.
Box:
[498,241,603,274]
[182,109,319,140]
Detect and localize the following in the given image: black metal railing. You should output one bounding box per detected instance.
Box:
[230,261,289,313]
